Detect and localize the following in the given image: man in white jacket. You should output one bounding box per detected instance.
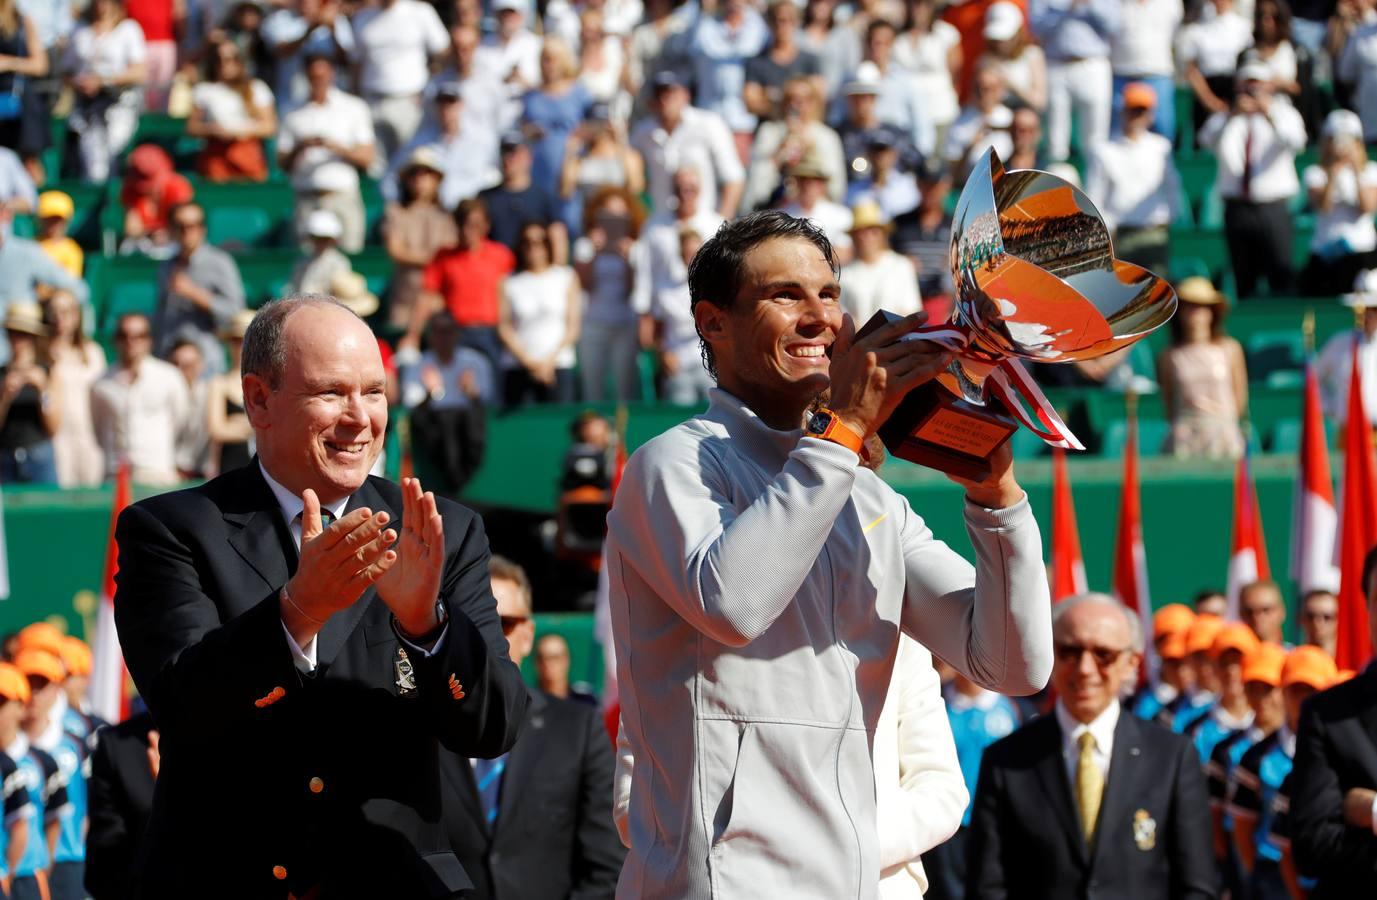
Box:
[605,210,1052,899]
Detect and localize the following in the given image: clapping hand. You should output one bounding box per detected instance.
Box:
[376,478,446,637]
[283,491,398,632]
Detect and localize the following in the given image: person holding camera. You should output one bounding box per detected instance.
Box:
[1198,61,1307,299]
[64,0,146,182]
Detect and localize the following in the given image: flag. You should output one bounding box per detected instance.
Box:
[1050,448,1087,600]
[1112,402,1153,677]
[90,463,132,723]
[1336,341,1377,670]
[1226,447,1271,620]
[1290,362,1339,594]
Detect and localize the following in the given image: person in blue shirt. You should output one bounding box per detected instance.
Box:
[0,663,35,890]
[1188,623,1259,763]
[1130,603,1196,722]
[8,649,71,900]
[56,636,107,751]
[922,668,1020,900]
[1157,613,1223,732]
[1230,645,1337,900]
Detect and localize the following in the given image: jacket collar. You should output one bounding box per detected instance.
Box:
[703,388,807,464]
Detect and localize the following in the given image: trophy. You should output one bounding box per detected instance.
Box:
[858,148,1177,480]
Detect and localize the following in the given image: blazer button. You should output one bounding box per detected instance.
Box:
[273,865,288,880]
[309,776,324,794]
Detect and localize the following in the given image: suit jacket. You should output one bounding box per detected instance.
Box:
[1290,663,1377,899]
[966,709,1216,900]
[85,712,157,900]
[441,688,625,900]
[112,462,528,899]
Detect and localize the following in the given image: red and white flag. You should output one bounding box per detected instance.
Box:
[1290,362,1339,595]
[1112,410,1152,672]
[1336,342,1377,670]
[90,463,132,723]
[1050,448,1087,600]
[1226,448,1271,620]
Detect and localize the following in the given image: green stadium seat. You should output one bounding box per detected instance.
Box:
[11,215,34,239]
[1245,330,1304,382]
[207,205,278,248]
[1168,256,1210,284]
[1099,419,1170,457]
[1010,426,1047,460]
[103,280,159,331]
[1270,417,1336,453]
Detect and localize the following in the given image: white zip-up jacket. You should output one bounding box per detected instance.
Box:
[606,389,1053,900]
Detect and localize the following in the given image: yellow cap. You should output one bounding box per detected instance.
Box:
[12,649,64,684]
[1152,604,1196,640]
[1241,642,1286,687]
[58,636,92,677]
[36,190,73,221]
[1185,614,1225,656]
[17,623,65,659]
[1281,645,1338,690]
[1211,622,1261,660]
[0,664,30,704]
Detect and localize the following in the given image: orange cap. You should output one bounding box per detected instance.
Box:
[0,664,30,704]
[1281,645,1338,690]
[17,622,65,658]
[1185,614,1225,656]
[1212,622,1261,660]
[1159,630,1189,660]
[1332,668,1358,687]
[58,636,92,677]
[12,649,64,685]
[1152,604,1196,640]
[1123,81,1158,111]
[1241,642,1286,686]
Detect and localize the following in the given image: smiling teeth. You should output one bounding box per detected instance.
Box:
[790,346,826,358]
[332,443,366,452]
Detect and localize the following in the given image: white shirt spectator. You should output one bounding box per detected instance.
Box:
[1240,43,1298,92]
[63,17,146,80]
[479,28,542,94]
[1179,11,1254,78]
[278,86,376,193]
[259,8,354,108]
[780,198,854,254]
[546,0,643,44]
[1304,161,1377,253]
[90,356,190,485]
[1316,329,1377,426]
[632,105,745,217]
[1340,22,1377,142]
[632,209,725,313]
[0,147,35,214]
[841,249,921,325]
[192,78,274,131]
[872,68,936,158]
[1084,131,1183,230]
[1056,698,1117,785]
[892,20,961,127]
[500,266,579,370]
[350,0,448,97]
[945,103,1014,176]
[1198,105,1307,203]
[689,8,770,134]
[1112,0,1180,77]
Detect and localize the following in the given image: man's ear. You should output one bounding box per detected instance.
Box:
[694,301,727,355]
[242,373,272,430]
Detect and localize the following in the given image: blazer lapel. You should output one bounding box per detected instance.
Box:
[1089,711,1140,867]
[1032,716,1088,865]
[494,690,546,839]
[315,478,392,668]
[223,464,297,594]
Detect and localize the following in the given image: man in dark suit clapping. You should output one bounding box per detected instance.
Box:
[966,593,1216,900]
[112,295,528,899]
[1289,546,1377,898]
[441,556,624,899]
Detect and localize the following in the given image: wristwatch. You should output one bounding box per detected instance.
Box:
[804,407,865,456]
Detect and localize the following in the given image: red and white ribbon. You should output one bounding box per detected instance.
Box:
[906,324,1085,452]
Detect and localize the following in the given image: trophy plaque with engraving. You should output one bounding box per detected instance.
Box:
[858,148,1178,480]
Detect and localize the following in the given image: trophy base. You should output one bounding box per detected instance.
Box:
[878,382,1019,482]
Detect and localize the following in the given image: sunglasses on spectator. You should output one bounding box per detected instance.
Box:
[174,218,206,230]
[1053,642,1129,668]
[500,615,530,634]
[115,329,151,342]
[1302,610,1337,622]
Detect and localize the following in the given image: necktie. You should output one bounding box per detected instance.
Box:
[473,754,508,829]
[1241,118,1254,201]
[1075,731,1104,845]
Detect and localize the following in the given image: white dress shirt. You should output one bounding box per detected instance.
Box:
[1112,0,1181,77]
[1084,131,1183,230]
[1198,105,1307,203]
[349,0,448,97]
[1055,698,1119,787]
[89,357,190,486]
[841,250,922,324]
[1179,12,1254,78]
[278,87,377,194]
[261,462,448,672]
[1316,329,1377,425]
[631,106,745,217]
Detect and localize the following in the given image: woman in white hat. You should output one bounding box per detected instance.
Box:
[1158,277,1248,460]
[977,1,1045,112]
[1299,108,1377,296]
[286,209,353,296]
[0,303,60,484]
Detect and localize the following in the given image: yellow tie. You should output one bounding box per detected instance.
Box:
[1075,731,1103,845]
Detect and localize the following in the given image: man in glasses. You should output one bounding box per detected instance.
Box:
[153,202,246,377]
[90,312,190,485]
[441,555,623,899]
[967,593,1214,900]
[1297,589,1339,659]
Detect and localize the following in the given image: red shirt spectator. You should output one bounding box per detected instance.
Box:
[120,144,194,250]
[420,200,515,329]
[123,0,173,41]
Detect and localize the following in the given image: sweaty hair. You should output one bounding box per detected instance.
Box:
[242,294,361,389]
[687,210,838,381]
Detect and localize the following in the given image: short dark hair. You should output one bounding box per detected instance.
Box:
[242,294,359,389]
[687,210,837,381]
[1192,589,1225,609]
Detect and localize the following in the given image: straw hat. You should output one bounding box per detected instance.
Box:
[1175,277,1225,306]
[220,309,256,340]
[330,271,380,318]
[788,150,830,181]
[3,303,47,337]
[848,199,892,233]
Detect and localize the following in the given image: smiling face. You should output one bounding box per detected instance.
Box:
[696,236,842,427]
[245,304,388,504]
[1050,601,1139,724]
